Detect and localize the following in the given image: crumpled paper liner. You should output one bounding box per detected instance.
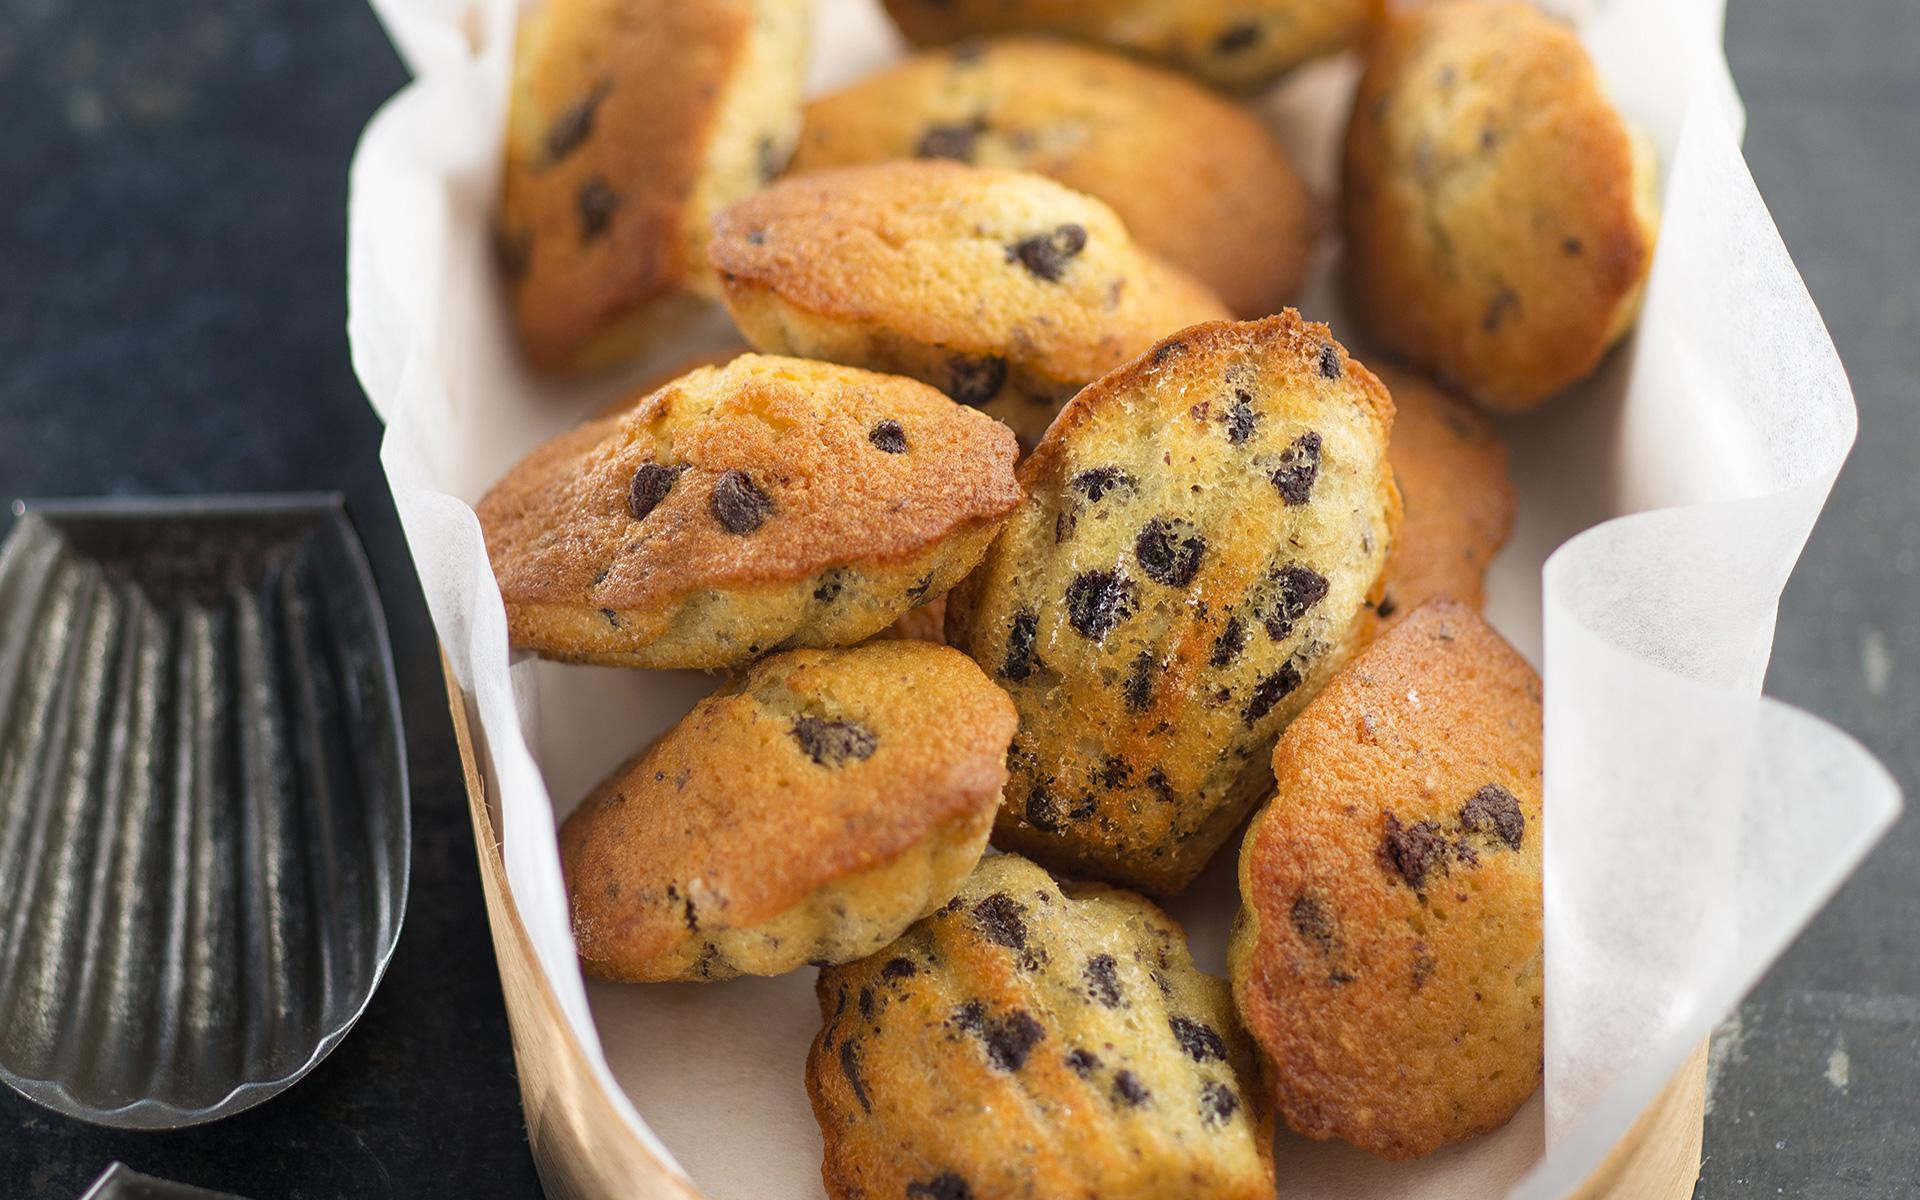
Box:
[346,0,1901,1194]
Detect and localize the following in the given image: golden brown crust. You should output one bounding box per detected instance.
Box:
[1357,362,1513,639]
[477,354,1023,668]
[946,313,1400,894]
[1340,1,1658,411]
[561,642,1017,982]
[880,0,1376,93]
[1230,600,1543,1158]
[789,38,1314,316]
[498,0,809,373]
[808,853,1275,1199]
[711,160,1231,442]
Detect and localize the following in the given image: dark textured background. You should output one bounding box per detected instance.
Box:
[0,2,1912,1197]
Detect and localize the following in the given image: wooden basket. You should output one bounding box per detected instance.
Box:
[442,663,1706,1200]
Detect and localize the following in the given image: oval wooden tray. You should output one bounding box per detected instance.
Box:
[440,662,1705,1200]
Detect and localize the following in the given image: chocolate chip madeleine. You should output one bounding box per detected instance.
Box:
[711,160,1230,444]
[562,642,1017,982]
[496,0,810,373]
[789,38,1313,316]
[809,853,1274,1199]
[1231,600,1543,1158]
[947,313,1399,894]
[478,354,1022,669]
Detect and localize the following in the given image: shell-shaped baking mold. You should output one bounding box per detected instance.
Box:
[0,495,408,1127]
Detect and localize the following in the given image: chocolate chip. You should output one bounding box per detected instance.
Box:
[756,135,785,183]
[1241,662,1302,724]
[1482,287,1519,332]
[791,716,878,766]
[881,957,917,980]
[1256,563,1329,641]
[983,1010,1045,1070]
[950,1000,985,1033]
[545,82,610,161]
[1200,1081,1240,1126]
[1002,610,1038,681]
[1381,812,1448,889]
[972,892,1029,951]
[627,462,684,520]
[1412,943,1436,990]
[1071,466,1135,501]
[1135,518,1206,588]
[946,354,1007,407]
[839,1038,870,1112]
[859,987,875,1022]
[906,572,934,601]
[1145,768,1172,802]
[1329,969,1356,986]
[1124,651,1155,712]
[1316,343,1342,380]
[1209,616,1246,668]
[1025,784,1061,833]
[1065,1048,1101,1077]
[710,469,773,533]
[600,608,620,628]
[1290,895,1338,952]
[1271,432,1322,505]
[1169,1016,1227,1063]
[577,177,621,242]
[1066,794,1096,820]
[1065,570,1136,641]
[1096,756,1131,788]
[1152,338,1187,365]
[1375,593,1398,619]
[869,419,908,454]
[1214,21,1262,53]
[682,892,699,932]
[1007,224,1087,282]
[907,1174,973,1200]
[1112,1070,1150,1106]
[916,120,982,161]
[813,569,845,603]
[1563,236,1584,256]
[494,226,531,282]
[1083,954,1122,1008]
[1460,784,1525,849]
[1223,391,1257,444]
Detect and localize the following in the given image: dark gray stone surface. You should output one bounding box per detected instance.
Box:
[0,1,1911,1197]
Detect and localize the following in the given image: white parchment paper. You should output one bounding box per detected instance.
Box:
[346,1,1902,1195]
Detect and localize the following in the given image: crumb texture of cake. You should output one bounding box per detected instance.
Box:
[808,852,1275,1199]
[561,641,1018,982]
[879,0,1374,94]
[711,159,1230,443]
[946,312,1400,894]
[478,353,1022,669]
[1341,1,1659,411]
[1231,598,1543,1158]
[497,0,811,373]
[789,37,1314,316]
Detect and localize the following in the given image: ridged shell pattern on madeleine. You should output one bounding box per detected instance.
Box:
[711,160,1232,444]
[478,354,1023,669]
[562,642,1018,982]
[947,313,1400,894]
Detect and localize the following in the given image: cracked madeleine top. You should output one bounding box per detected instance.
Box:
[562,642,1018,982]
[711,161,1230,394]
[1231,599,1543,1159]
[477,354,1022,660]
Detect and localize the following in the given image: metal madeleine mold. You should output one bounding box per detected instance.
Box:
[0,495,409,1128]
